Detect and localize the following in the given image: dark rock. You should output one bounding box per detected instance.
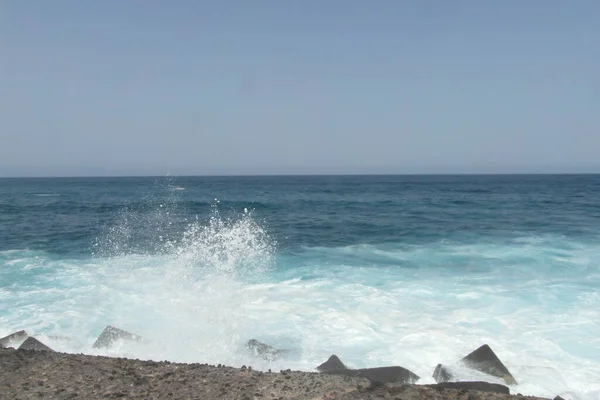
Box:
[428,381,510,394]
[320,368,360,378]
[92,326,142,349]
[460,344,518,385]
[554,396,567,400]
[0,330,29,348]
[316,355,347,372]
[316,356,419,384]
[357,366,420,384]
[433,363,454,383]
[246,339,285,361]
[367,380,386,390]
[18,337,54,352]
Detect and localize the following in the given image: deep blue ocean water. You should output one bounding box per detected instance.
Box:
[1,175,599,399]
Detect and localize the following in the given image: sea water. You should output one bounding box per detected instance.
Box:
[1,175,599,399]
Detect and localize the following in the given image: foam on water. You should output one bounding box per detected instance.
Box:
[2,187,600,399]
[2,235,600,400]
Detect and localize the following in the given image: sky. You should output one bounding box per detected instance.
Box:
[0,1,599,176]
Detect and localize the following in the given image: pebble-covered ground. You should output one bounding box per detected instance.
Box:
[0,348,550,400]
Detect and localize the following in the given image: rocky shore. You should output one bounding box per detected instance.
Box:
[0,328,562,400]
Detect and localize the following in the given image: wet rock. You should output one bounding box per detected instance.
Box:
[460,344,518,385]
[553,396,566,400]
[316,355,419,384]
[320,368,361,379]
[428,381,510,394]
[0,330,28,348]
[357,366,420,384]
[433,363,454,383]
[18,337,54,352]
[92,326,142,349]
[316,355,348,372]
[246,339,285,361]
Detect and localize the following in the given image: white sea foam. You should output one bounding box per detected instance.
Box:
[1,222,600,400]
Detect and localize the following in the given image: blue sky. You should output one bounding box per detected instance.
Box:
[1,1,598,176]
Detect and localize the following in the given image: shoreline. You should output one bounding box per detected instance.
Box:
[0,347,552,400]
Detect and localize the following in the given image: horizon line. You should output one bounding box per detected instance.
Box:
[1,172,600,179]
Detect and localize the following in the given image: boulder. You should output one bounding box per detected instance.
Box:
[0,330,29,348]
[460,344,517,385]
[245,339,285,361]
[316,355,419,384]
[428,381,510,394]
[92,326,142,349]
[316,355,347,372]
[18,337,54,352]
[433,363,454,383]
[358,366,420,384]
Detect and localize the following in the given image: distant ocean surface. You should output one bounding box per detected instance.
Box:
[1,175,599,399]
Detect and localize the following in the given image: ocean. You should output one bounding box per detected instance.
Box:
[1,175,599,399]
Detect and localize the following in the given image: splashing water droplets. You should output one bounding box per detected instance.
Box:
[93,182,275,280]
[83,180,277,365]
[174,208,275,278]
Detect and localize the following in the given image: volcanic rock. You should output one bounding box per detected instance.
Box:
[18,337,54,352]
[0,330,28,348]
[316,355,419,384]
[316,355,347,372]
[246,339,286,361]
[461,344,518,385]
[433,363,454,383]
[428,381,510,394]
[92,326,142,349]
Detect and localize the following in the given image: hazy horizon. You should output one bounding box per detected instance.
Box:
[2,168,600,179]
[1,1,598,177]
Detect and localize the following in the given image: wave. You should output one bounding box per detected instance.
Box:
[292,234,600,274]
[2,240,599,399]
